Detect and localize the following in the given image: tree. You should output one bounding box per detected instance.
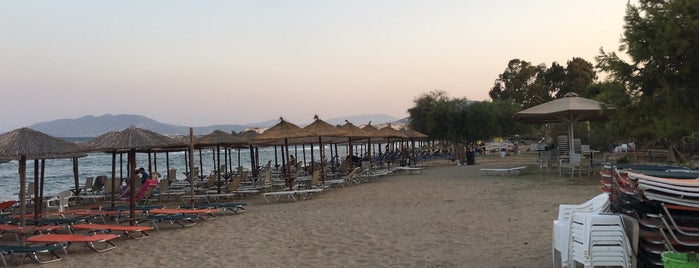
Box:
[490,58,596,108]
[558,57,597,98]
[407,90,451,135]
[489,59,545,108]
[596,0,699,162]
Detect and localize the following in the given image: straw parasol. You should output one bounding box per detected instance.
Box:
[253,118,314,190]
[360,121,386,166]
[84,127,182,225]
[400,127,429,165]
[0,128,86,229]
[196,130,246,192]
[377,124,408,169]
[514,92,610,154]
[338,121,372,170]
[303,115,348,182]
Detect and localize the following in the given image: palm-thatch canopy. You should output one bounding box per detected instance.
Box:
[235,129,260,144]
[378,124,409,139]
[400,128,428,139]
[196,130,246,147]
[339,120,372,140]
[253,118,314,142]
[304,115,348,137]
[0,128,86,161]
[360,121,384,138]
[83,127,183,152]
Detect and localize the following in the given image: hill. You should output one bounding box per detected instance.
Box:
[27,113,401,137]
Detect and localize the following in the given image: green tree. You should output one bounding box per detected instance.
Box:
[558,57,597,98]
[407,90,451,135]
[596,0,699,162]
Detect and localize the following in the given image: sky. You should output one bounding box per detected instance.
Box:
[0,0,629,132]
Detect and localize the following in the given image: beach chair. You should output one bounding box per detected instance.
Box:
[0,244,65,266]
[559,153,582,178]
[0,200,17,214]
[80,177,94,194]
[45,190,73,213]
[26,233,119,253]
[71,223,153,240]
[324,167,361,188]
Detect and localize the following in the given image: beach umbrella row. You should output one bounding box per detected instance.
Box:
[0,120,429,228]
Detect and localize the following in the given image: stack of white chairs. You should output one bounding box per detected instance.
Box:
[569,214,634,267]
[552,193,611,268]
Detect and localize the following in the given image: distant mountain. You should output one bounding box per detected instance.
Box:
[29,114,247,137]
[27,113,402,137]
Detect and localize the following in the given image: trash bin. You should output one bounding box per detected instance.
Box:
[466,151,475,165]
[662,252,699,268]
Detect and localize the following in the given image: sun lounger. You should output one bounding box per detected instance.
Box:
[262,188,323,203]
[0,224,66,243]
[0,244,64,266]
[394,166,424,175]
[71,223,153,240]
[136,214,199,231]
[179,202,247,214]
[26,233,119,253]
[480,166,527,176]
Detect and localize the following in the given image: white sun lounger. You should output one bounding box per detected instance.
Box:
[262,189,323,203]
[394,166,424,174]
[480,166,527,176]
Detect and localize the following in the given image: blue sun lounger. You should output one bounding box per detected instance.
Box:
[0,245,65,266]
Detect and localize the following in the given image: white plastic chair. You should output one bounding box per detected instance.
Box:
[552,193,610,268]
[45,190,73,213]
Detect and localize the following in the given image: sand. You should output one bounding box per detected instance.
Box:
[15,154,601,268]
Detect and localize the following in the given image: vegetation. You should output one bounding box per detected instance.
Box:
[408,1,699,163]
[596,0,699,162]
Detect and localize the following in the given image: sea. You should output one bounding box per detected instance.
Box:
[0,143,358,201]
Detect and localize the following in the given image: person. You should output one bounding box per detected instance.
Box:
[118,172,142,199]
[136,167,149,185]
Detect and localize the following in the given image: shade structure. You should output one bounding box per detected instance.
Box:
[253,118,315,189]
[303,115,349,182]
[0,128,86,161]
[0,128,86,229]
[84,127,183,152]
[399,128,428,139]
[195,130,246,192]
[338,121,372,170]
[514,92,610,154]
[195,130,245,147]
[377,123,409,140]
[83,127,183,225]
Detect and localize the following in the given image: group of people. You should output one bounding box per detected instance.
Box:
[117,167,159,200]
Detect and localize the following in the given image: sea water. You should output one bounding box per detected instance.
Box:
[0,144,354,201]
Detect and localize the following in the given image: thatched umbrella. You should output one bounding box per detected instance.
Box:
[196,130,246,192]
[338,121,372,170]
[400,127,429,165]
[0,128,86,229]
[378,124,409,169]
[360,122,385,166]
[83,127,182,225]
[253,118,314,190]
[236,129,262,176]
[303,115,348,183]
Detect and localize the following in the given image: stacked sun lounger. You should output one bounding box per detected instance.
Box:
[597,164,699,267]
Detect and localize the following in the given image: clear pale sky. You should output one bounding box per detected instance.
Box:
[0,1,628,132]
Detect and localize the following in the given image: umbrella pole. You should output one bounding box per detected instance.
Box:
[319,137,325,183]
[302,144,306,175]
[148,150,152,174]
[72,157,78,197]
[274,145,278,170]
[153,151,158,174]
[111,152,116,210]
[18,155,26,231]
[128,149,136,226]
[216,145,221,193]
[166,152,170,178]
[33,160,39,221]
[348,138,353,170]
[285,138,293,190]
[198,148,203,180]
[188,128,195,209]
[237,148,241,172]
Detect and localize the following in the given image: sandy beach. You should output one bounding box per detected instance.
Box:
[13,155,601,268]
